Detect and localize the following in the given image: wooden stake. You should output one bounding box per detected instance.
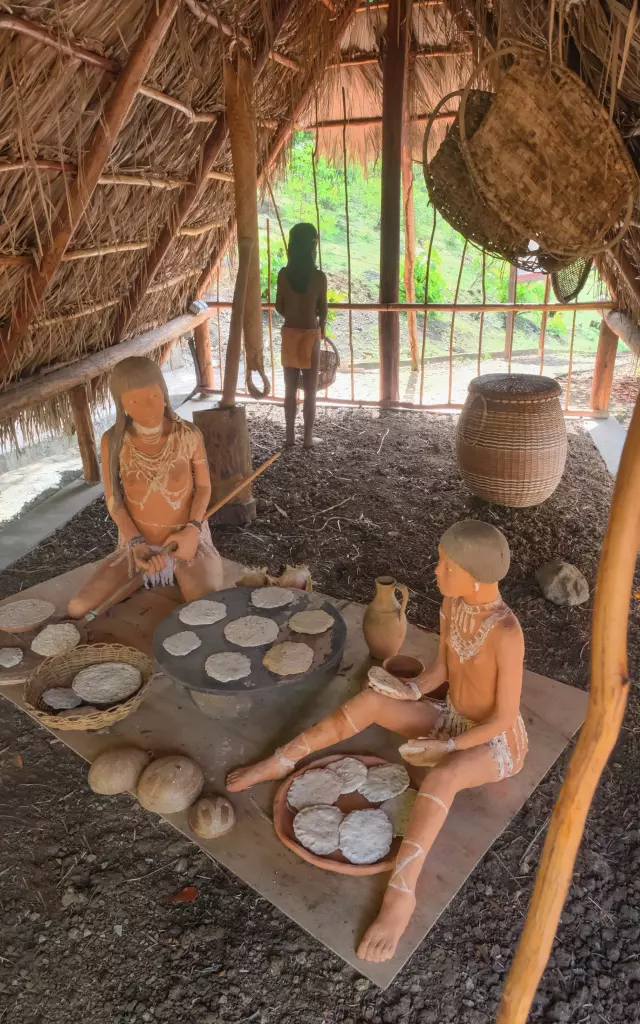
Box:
[504,263,517,359]
[0,0,179,373]
[419,205,437,406]
[193,321,215,391]
[401,129,419,371]
[497,391,640,1023]
[379,0,410,403]
[69,384,100,484]
[590,319,619,412]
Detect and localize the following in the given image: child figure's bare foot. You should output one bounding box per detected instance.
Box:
[284,435,296,449]
[303,436,323,449]
[356,890,416,963]
[226,754,291,792]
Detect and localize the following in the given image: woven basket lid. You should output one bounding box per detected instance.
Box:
[468,374,561,400]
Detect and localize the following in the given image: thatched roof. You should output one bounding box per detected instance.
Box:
[2,0,640,445]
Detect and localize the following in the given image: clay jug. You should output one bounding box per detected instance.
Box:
[363,576,408,661]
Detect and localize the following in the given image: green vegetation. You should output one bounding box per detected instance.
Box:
[262,133,603,365]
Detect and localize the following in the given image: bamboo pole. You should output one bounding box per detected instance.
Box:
[448,240,467,404]
[177,221,222,237]
[328,44,470,67]
[206,299,613,314]
[69,384,100,483]
[137,85,218,121]
[379,0,409,404]
[208,170,234,183]
[419,205,437,406]
[0,158,77,175]
[497,391,640,1024]
[590,320,619,412]
[504,263,517,359]
[342,88,355,403]
[401,128,419,371]
[0,0,179,373]
[98,172,186,189]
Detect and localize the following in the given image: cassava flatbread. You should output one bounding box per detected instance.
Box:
[327,756,368,795]
[224,615,279,648]
[0,599,55,631]
[42,687,83,710]
[293,805,343,855]
[381,789,418,836]
[288,609,334,635]
[251,587,295,609]
[162,631,202,656]
[205,651,251,682]
[178,599,227,626]
[367,666,417,700]
[0,647,23,669]
[359,764,410,803]
[31,623,81,657]
[72,662,142,705]
[57,705,99,720]
[263,642,314,677]
[287,768,343,811]
[339,809,393,865]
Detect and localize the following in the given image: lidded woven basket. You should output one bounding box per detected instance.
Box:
[456,374,567,508]
[24,643,154,731]
[458,46,637,261]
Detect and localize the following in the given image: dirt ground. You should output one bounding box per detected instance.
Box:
[1,405,640,1024]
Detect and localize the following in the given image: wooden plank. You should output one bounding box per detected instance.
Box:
[69,384,100,483]
[0,312,210,420]
[0,0,179,375]
[590,319,619,412]
[379,0,410,404]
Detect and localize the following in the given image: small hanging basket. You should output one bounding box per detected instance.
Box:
[316,334,340,392]
[423,91,569,272]
[550,256,593,302]
[458,46,638,261]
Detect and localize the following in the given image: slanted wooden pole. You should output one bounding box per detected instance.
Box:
[0,0,179,374]
[379,0,411,402]
[69,385,100,484]
[497,390,640,1023]
[504,263,517,359]
[193,321,215,391]
[590,319,618,412]
[401,127,419,371]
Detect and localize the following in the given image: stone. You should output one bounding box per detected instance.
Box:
[535,558,589,607]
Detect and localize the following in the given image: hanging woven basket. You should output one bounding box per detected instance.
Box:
[550,256,593,302]
[423,91,570,273]
[316,335,340,392]
[458,46,638,261]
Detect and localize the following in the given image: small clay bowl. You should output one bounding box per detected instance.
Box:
[273,753,420,876]
[382,655,424,680]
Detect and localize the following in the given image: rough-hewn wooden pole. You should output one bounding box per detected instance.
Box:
[401,131,419,371]
[497,389,640,1023]
[379,0,410,402]
[69,385,100,484]
[193,321,215,391]
[504,263,517,359]
[0,0,179,375]
[590,319,618,412]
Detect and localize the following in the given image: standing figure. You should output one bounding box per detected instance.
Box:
[227,520,527,963]
[68,357,223,619]
[276,222,327,448]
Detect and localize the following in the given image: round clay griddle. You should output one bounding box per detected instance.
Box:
[153,586,347,695]
[273,754,420,876]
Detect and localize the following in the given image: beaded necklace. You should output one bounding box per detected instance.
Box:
[447,596,510,663]
[120,421,195,511]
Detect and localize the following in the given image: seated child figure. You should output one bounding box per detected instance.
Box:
[228,520,527,962]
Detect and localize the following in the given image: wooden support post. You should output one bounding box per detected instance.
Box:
[193,321,215,390]
[401,126,418,372]
[379,0,410,403]
[69,385,100,484]
[193,406,256,524]
[0,0,179,374]
[590,319,618,412]
[504,263,517,359]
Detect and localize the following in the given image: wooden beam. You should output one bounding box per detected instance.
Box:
[303,110,456,129]
[137,84,219,121]
[357,0,440,7]
[379,0,410,404]
[111,0,298,345]
[590,320,618,412]
[0,0,179,375]
[0,313,211,421]
[328,43,470,67]
[206,299,614,313]
[69,384,100,483]
[183,0,299,72]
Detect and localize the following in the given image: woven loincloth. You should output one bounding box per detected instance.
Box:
[421,693,528,780]
[111,521,218,588]
[281,326,320,370]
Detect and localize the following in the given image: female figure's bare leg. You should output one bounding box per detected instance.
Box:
[175,547,224,600]
[67,554,141,620]
[226,689,440,791]
[357,745,502,963]
[283,367,301,447]
[302,340,321,448]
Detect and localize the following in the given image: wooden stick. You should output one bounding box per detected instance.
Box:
[538,275,551,374]
[448,241,467,404]
[497,391,640,1024]
[206,298,614,314]
[504,263,517,359]
[183,0,297,70]
[221,237,254,407]
[0,158,77,174]
[590,319,619,412]
[204,452,281,519]
[342,87,355,403]
[265,177,289,254]
[0,0,180,373]
[177,221,222,237]
[69,384,100,483]
[419,204,437,406]
[564,309,578,412]
[98,172,186,189]
[477,250,486,378]
[328,44,471,67]
[303,111,457,129]
[266,219,276,396]
[208,170,234,183]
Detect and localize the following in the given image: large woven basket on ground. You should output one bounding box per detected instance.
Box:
[458,46,637,261]
[24,643,154,731]
[456,374,567,508]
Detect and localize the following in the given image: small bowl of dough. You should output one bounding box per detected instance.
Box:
[273,753,419,875]
[23,643,154,731]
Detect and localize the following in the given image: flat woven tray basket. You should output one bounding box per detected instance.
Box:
[24,643,154,731]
